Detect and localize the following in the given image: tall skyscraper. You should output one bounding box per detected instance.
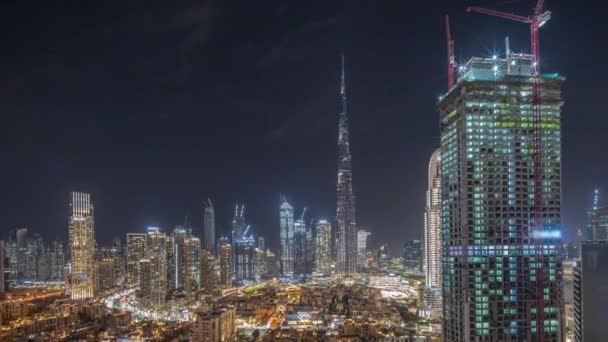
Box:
[126,233,147,286]
[171,226,188,289]
[183,236,201,293]
[16,228,27,281]
[424,148,442,289]
[68,192,96,300]
[279,198,295,275]
[294,209,307,276]
[98,257,116,291]
[314,220,332,275]
[357,230,371,270]
[203,199,216,255]
[336,55,357,274]
[218,237,232,287]
[50,239,65,281]
[147,227,167,307]
[233,236,255,284]
[438,54,564,341]
[403,240,422,272]
[200,250,217,295]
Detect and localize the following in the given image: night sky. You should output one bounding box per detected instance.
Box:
[1,0,606,255]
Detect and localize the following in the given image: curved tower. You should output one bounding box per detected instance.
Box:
[424,148,442,288]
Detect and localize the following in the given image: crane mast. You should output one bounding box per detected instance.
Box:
[445,15,456,90]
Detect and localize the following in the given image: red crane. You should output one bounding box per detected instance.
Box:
[467,1,551,341]
[445,14,456,90]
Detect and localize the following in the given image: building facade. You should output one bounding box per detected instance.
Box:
[424,148,442,289]
[191,307,236,342]
[438,55,564,341]
[68,192,96,300]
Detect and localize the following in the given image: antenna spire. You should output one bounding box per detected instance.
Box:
[340,54,347,114]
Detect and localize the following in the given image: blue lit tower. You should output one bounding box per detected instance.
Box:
[336,55,357,274]
[438,52,564,340]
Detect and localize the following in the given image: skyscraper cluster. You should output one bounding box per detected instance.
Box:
[2,228,65,287]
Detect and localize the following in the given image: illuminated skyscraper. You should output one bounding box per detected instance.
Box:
[126,233,147,286]
[279,198,295,274]
[98,257,116,291]
[314,220,332,275]
[231,205,246,243]
[336,55,357,274]
[50,239,65,281]
[200,250,217,295]
[294,209,308,276]
[424,148,442,289]
[233,235,255,284]
[203,199,216,255]
[403,239,422,272]
[68,192,96,300]
[357,230,370,270]
[218,237,232,287]
[147,227,167,307]
[438,54,564,341]
[183,236,201,293]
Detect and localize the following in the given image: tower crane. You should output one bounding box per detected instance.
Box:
[445,14,456,90]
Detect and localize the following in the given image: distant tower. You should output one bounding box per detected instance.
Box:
[279,197,295,275]
[336,55,357,274]
[203,199,216,255]
[68,192,96,300]
[424,148,442,288]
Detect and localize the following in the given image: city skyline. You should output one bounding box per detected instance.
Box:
[1,1,607,341]
[3,2,606,256]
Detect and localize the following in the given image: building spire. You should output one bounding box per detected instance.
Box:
[340,54,347,115]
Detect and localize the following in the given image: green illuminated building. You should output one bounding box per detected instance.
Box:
[438,54,565,341]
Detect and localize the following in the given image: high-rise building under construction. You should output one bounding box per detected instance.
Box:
[438,53,564,341]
